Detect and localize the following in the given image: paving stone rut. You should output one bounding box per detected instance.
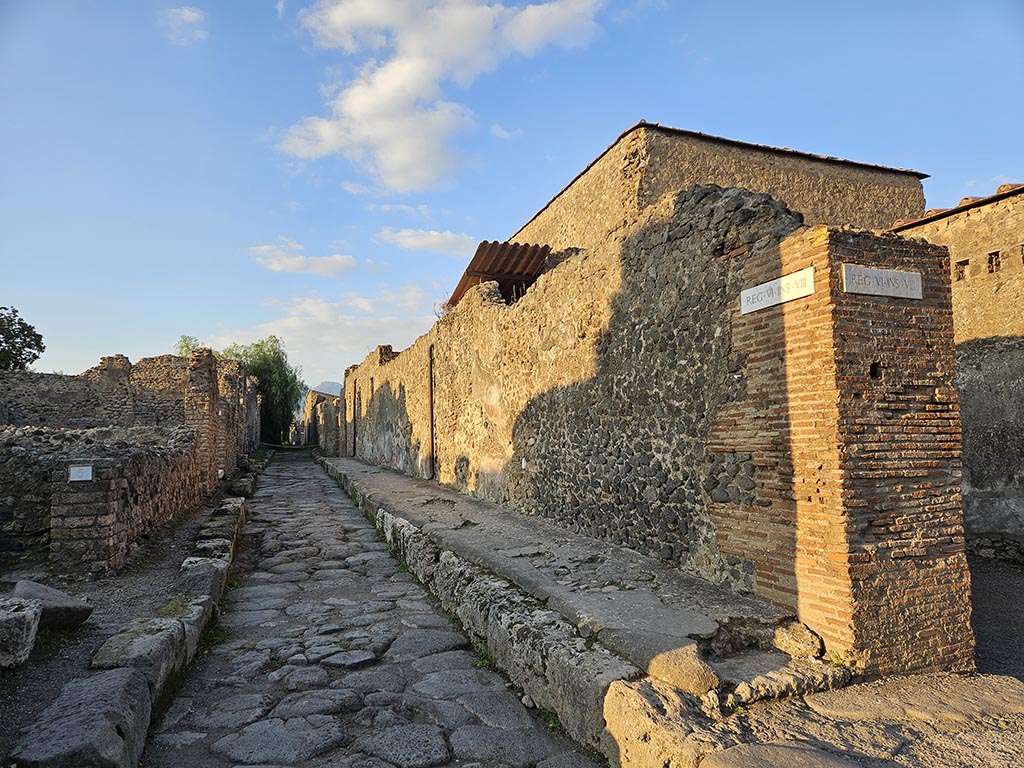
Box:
[143,453,595,768]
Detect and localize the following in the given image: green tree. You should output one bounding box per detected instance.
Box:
[0,306,46,371]
[173,334,202,357]
[221,336,305,445]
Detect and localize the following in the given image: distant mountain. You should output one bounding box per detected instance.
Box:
[309,380,342,396]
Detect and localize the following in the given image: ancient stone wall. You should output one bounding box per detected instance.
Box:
[129,354,188,425]
[893,189,1024,555]
[301,388,344,453]
[1,426,202,572]
[245,377,261,453]
[0,371,104,428]
[0,350,255,567]
[512,124,925,252]
[956,338,1024,542]
[216,359,247,477]
[184,349,220,494]
[346,186,972,674]
[894,189,1024,344]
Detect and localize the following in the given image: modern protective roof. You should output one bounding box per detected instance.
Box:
[447,241,550,308]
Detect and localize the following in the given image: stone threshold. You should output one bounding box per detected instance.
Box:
[319,457,851,763]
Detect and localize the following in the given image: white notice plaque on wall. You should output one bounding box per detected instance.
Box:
[68,465,93,482]
[740,266,815,315]
[842,263,922,299]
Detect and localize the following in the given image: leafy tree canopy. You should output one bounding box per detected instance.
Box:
[0,306,46,371]
[174,334,305,445]
[173,334,202,357]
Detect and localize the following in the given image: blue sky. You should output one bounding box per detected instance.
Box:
[2,0,1022,386]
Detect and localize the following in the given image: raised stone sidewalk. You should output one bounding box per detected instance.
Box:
[323,457,1024,768]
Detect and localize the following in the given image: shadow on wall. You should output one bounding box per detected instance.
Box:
[488,187,804,594]
[956,335,1024,537]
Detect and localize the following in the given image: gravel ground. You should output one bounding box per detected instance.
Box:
[0,498,218,758]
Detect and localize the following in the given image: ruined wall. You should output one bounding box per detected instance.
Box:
[512,125,925,252]
[0,350,253,569]
[130,354,188,425]
[1,426,202,572]
[217,359,247,477]
[245,377,261,453]
[346,185,972,673]
[894,190,1024,555]
[316,395,343,457]
[0,371,104,428]
[894,190,1024,344]
[184,349,220,494]
[956,338,1024,542]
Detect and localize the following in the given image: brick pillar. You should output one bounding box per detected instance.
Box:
[710,225,974,675]
[185,349,219,494]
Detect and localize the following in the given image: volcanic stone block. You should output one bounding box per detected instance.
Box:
[174,556,229,600]
[90,617,186,707]
[9,667,151,768]
[0,597,42,668]
[14,580,94,630]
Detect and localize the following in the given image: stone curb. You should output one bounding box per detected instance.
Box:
[8,488,252,768]
[320,459,859,767]
[320,458,642,758]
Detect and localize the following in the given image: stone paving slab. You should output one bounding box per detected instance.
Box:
[142,453,596,768]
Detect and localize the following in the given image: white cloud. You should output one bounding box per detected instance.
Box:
[280,0,603,191]
[249,237,358,276]
[378,227,477,258]
[365,203,433,220]
[276,0,287,20]
[160,6,208,46]
[490,123,521,140]
[206,291,438,385]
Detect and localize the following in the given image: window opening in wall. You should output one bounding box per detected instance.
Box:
[988,251,1001,273]
[954,260,969,281]
[869,361,882,380]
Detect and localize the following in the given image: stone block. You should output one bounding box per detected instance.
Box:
[90,617,187,707]
[14,580,94,630]
[9,667,151,768]
[174,556,229,600]
[0,597,42,668]
[157,594,216,661]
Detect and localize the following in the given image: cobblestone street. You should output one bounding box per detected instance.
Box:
[142,453,594,768]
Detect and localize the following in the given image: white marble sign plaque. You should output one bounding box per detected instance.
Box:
[68,465,93,482]
[842,263,922,299]
[740,266,815,315]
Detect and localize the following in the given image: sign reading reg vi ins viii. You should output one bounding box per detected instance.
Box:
[740,266,815,315]
[841,263,923,299]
